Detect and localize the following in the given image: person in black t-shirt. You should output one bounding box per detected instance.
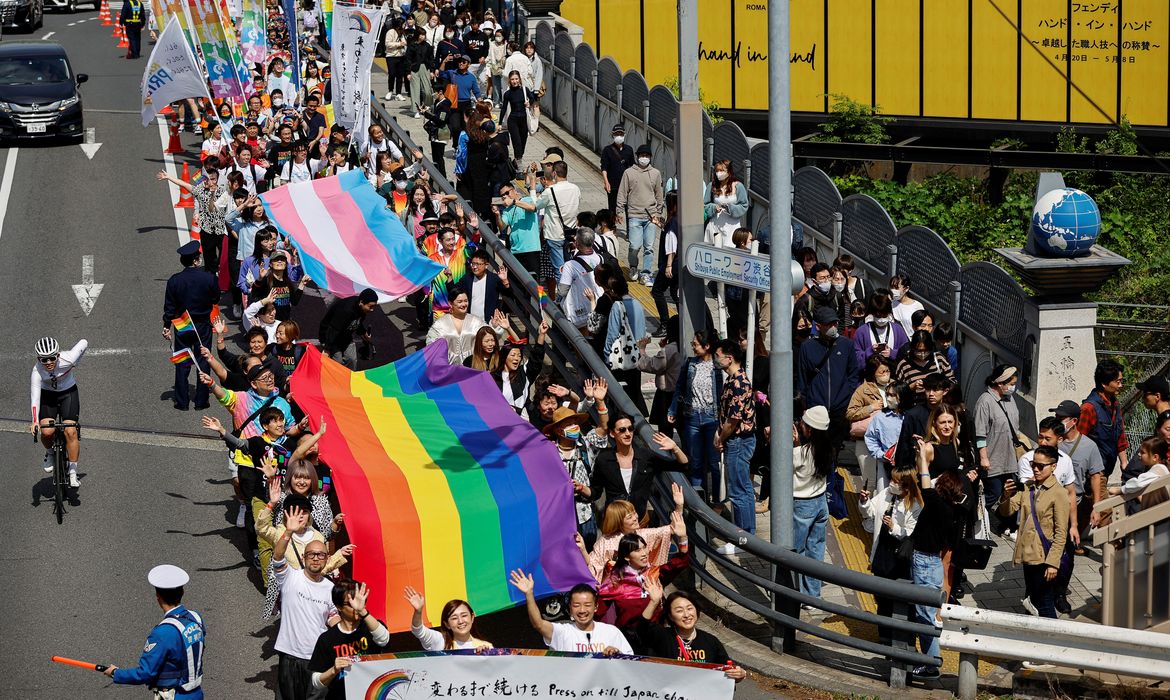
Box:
[309,579,390,700]
[638,584,746,681]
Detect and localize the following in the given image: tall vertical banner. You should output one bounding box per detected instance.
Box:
[330,3,384,136]
[184,0,252,101]
[238,0,267,64]
[280,0,300,90]
[345,652,736,700]
[140,17,213,126]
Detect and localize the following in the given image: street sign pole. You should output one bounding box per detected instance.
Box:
[676,0,706,359]
[769,0,795,554]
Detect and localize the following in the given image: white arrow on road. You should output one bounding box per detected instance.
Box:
[80,127,102,159]
[72,255,104,316]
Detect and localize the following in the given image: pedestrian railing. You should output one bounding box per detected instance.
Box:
[1091,474,1170,632]
[370,95,947,686]
[940,604,1170,700]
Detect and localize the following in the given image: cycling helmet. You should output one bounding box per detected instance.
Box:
[35,337,60,358]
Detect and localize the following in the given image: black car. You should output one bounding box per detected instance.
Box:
[0,42,87,140]
[0,0,44,31]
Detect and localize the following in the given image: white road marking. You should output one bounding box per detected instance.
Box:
[71,254,105,315]
[0,418,221,451]
[0,149,18,244]
[67,21,77,26]
[155,116,190,245]
[40,31,55,40]
[79,126,102,159]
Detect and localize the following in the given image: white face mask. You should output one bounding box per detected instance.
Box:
[816,281,831,294]
[455,20,463,27]
[272,99,283,107]
[891,289,904,302]
[873,316,891,328]
[613,135,624,145]
[1003,384,1017,396]
[889,482,902,495]
[832,282,845,293]
[445,31,454,38]
[637,156,651,167]
[495,36,504,43]
[395,181,408,191]
[715,170,728,181]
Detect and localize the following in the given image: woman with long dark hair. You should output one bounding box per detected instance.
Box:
[463,326,501,372]
[793,404,834,597]
[404,588,494,650]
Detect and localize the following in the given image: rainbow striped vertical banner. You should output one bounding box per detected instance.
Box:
[289,344,595,631]
[183,0,252,101]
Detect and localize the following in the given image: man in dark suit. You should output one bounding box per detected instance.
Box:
[585,413,688,520]
[163,241,220,410]
[458,248,510,320]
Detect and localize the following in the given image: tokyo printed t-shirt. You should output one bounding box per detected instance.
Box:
[546,621,633,654]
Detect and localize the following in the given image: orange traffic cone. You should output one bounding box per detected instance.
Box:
[99,0,112,25]
[164,115,185,154]
[190,215,201,243]
[116,25,129,50]
[175,163,195,209]
[112,20,121,38]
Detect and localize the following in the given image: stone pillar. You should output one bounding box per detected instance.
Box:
[1024,300,1100,429]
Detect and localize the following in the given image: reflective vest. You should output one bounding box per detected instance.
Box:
[155,607,204,692]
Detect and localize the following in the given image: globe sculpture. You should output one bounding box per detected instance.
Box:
[1030,188,1101,258]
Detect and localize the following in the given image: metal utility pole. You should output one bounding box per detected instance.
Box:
[675,0,706,353]
[768,0,795,551]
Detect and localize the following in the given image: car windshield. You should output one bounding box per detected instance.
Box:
[0,57,72,86]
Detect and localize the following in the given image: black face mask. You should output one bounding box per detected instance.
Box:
[795,327,811,339]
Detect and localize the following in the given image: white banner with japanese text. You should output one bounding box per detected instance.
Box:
[140,17,212,126]
[330,2,384,139]
[345,650,734,700]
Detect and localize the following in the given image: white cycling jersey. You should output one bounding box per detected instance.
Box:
[30,339,88,422]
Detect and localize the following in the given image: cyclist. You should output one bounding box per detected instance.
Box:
[30,337,88,488]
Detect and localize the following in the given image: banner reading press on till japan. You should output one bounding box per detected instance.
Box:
[344,650,734,700]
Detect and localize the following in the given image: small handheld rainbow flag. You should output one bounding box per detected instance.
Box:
[170,348,196,368]
[171,311,196,335]
[536,285,550,309]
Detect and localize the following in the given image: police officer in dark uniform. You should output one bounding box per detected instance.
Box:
[164,241,219,411]
[118,0,148,59]
[104,565,205,699]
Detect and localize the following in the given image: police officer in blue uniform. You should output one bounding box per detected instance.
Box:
[163,241,219,411]
[104,565,205,699]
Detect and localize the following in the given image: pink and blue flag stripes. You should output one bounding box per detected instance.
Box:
[259,170,444,300]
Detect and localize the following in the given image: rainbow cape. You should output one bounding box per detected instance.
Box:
[289,343,594,631]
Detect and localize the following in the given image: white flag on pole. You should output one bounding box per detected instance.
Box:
[330,2,385,140]
[140,16,212,127]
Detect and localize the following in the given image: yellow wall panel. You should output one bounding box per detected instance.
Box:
[922,0,969,118]
[827,0,872,108]
[970,0,1017,119]
[791,0,826,112]
[597,0,641,77]
[874,0,921,116]
[559,0,597,48]
[1120,0,1169,126]
[1018,0,1068,122]
[694,0,735,109]
[642,0,681,89]
[1069,2,1119,123]
[732,0,771,110]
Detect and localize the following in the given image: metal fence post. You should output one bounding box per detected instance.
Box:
[591,69,600,149]
[770,563,797,654]
[615,82,624,127]
[569,55,578,135]
[887,243,899,279]
[705,137,714,173]
[888,598,910,688]
[949,279,962,334]
[742,158,752,193]
[957,652,978,700]
[549,41,557,113]
[641,99,651,137]
[831,210,843,260]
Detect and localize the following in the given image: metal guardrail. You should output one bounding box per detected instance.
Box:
[369,90,945,685]
[941,604,1170,700]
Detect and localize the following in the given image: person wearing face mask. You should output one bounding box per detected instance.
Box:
[792,307,815,357]
[796,306,861,454]
[617,145,666,286]
[486,30,508,105]
[853,291,908,367]
[600,123,634,215]
[1051,401,1105,543]
[542,385,611,549]
[503,39,534,95]
[863,382,917,499]
[889,274,925,337]
[858,465,922,639]
[702,159,749,248]
[974,364,1025,537]
[848,356,896,494]
[895,330,955,402]
[798,262,847,324]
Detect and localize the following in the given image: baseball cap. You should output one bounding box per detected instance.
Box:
[813,305,839,326]
[1049,400,1081,418]
[1137,376,1170,398]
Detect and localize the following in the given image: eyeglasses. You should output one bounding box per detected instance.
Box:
[254,374,275,383]
[38,356,58,364]
[614,426,633,434]
[304,551,328,560]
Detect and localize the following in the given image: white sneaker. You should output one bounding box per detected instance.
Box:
[641,272,654,287]
[384,91,394,100]
[1022,661,1055,670]
[1021,596,1039,616]
[42,451,53,473]
[236,503,246,528]
[68,472,80,489]
[717,543,741,556]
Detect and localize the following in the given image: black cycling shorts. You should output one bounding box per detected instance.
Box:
[40,386,80,423]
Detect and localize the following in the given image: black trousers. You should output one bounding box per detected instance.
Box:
[238,465,264,552]
[275,652,312,700]
[173,323,212,408]
[447,109,465,148]
[227,235,241,306]
[507,114,529,162]
[611,368,649,417]
[386,56,406,94]
[200,234,224,283]
[430,140,447,178]
[125,25,142,57]
[650,270,678,325]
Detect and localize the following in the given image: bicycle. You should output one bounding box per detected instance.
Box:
[34,419,79,524]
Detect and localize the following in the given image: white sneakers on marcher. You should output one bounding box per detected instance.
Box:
[42,450,53,473]
[236,503,246,528]
[68,472,80,489]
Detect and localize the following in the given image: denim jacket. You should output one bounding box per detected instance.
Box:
[668,357,723,420]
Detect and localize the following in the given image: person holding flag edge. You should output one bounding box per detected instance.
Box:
[163,241,219,411]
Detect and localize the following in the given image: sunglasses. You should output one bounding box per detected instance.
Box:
[613,426,633,434]
[38,355,58,365]
[1031,460,1056,469]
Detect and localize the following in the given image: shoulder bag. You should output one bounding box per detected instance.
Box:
[870,502,914,578]
[996,399,1033,460]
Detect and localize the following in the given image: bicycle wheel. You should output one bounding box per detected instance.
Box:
[54,443,66,524]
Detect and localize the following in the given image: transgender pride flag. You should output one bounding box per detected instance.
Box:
[260,170,444,300]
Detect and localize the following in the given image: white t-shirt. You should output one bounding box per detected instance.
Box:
[273,565,338,659]
[411,624,489,651]
[471,274,488,320]
[537,181,581,242]
[282,158,318,184]
[364,139,403,175]
[545,621,633,654]
[558,251,602,327]
[892,299,925,337]
[1017,448,1076,487]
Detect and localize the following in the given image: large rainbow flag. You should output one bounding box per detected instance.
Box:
[289,343,594,631]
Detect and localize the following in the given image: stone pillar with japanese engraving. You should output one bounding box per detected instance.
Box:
[996,173,1129,419]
